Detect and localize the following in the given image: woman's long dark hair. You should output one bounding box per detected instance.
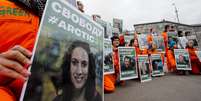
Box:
[61,41,96,101]
[164,25,170,32]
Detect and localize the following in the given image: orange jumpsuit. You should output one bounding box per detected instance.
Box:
[186,48,201,74]
[147,34,153,48]
[166,50,176,71]
[0,1,39,100]
[104,47,119,92]
[161,32,176,71]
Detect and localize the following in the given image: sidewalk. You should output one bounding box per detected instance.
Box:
[104,74,201,101]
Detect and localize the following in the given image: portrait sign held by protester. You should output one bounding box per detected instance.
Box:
[138,34,148,50]
[153,36,165,52]
[95,18,107,38]
[113,18,123,33]
[195,51,201,62]
[118,47,138,80]
[187,35,199,48]
[20,0,104,101]
[138,55,152,82]
[174,49,191,70]
[104,39,114,75]
[150,54,164,76]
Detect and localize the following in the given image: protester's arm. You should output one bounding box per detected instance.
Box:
[0,45,32,81]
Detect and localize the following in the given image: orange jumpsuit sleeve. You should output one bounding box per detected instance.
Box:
[147,34,153,44]
[0,87,16,101]
[0,1,39,100]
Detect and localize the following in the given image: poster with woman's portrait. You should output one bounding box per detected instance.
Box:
[118,47,138,81]
[20,0,103,101]
[150,54,164,77]
[104,39,114,75]
[138,55,152,82]
[174,49,191,70]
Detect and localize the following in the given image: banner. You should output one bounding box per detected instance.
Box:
[118,47,138,80]
[104,39,114,75]
[138,55,152,82]
[113,18,123,33]
[174,49,191,70]
[150,54,164,76]
[195,51,201,62]
[138,34,148,50]
[20,0,103,101]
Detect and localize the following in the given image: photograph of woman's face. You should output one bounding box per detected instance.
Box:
[70,47,89,89]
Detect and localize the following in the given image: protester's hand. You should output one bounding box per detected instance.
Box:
[0,45,32,80]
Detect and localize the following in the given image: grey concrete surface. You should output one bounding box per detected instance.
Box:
[104,74,201,101]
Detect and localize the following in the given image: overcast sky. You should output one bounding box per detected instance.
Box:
[79,0,201,30]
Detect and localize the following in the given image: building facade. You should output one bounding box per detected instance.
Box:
[134,20,201,49]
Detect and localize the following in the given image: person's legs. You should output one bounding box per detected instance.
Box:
[167,50,176,72]
[104,75,116,93]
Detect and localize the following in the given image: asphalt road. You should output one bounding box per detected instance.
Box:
[104,73,201,101]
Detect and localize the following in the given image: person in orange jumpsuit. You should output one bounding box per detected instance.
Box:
[162,25,169,53]
[161,25,176,72]
[129,38,148,55]
[148,42,165,68]
[147,29,154,50]
[104,36,121,93]
[0,1,41,101]
[186,40,201,74]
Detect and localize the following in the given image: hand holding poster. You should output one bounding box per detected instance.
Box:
[150,54,164,76]
[138,55,152,82]
[104,39,114,75]
[118,47,138,80]
[20,0,103,101]
[174,49,191,70]
[195,51,201,62]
